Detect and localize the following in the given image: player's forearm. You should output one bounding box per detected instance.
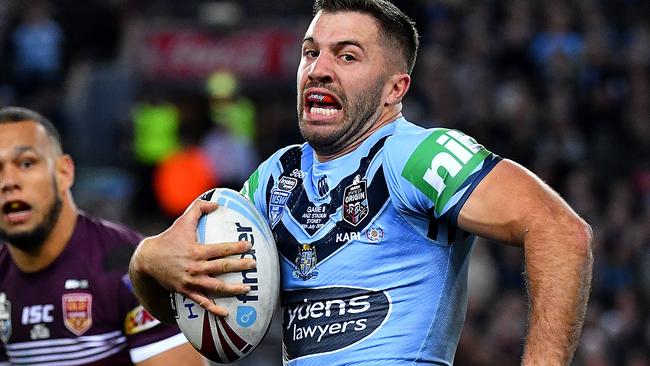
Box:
[522,217,593,366]
[128,238,176,324]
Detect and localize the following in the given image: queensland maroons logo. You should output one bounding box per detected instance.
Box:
[62,293,92,336]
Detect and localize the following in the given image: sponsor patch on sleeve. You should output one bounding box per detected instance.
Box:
[240,168,260,204]
[124,305,160,335]
[401,129,490,216]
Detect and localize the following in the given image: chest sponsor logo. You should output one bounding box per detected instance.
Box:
[0,292,11,344]
[293,244,319,280]
[65,279,89,290]
[282,286,390,360]
[278,176,298,192]
[22,304,54,324]
[269,189,291,227]
[335,231,361,243]
[62,293,92,336]
[343,179,369,226]
[125,305,160,335]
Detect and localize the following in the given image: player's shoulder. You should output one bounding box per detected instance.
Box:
[75,213,143,250]
[383,120,500,217]
[385,119,433,146]
[384,121,489,167]
[270,143,307,165]
[383,120,449,167]
[257,143,307,180]
[241,143,305,204]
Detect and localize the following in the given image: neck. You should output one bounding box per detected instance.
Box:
[315,109,402,162]
[7,195,78,273]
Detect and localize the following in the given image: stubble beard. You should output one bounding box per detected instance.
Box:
[298,77,386,157]
[0,180,63,253]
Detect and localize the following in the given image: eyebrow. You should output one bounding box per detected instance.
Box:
[303,37,366,52]
[11,146,39,157]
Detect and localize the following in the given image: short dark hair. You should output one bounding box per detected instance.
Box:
[0,106,63,154]
[313,0,419,74]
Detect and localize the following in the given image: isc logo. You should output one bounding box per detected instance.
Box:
[22,305,54,325]
[423,130,482,195]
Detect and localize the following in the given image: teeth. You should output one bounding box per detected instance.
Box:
[310,107,340,116]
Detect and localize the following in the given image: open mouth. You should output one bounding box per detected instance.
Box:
[2,200,32,223]
[305,91,342,117]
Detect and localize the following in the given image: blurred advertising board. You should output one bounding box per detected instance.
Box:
[137,28,301,81]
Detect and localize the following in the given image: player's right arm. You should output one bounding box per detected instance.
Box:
[128,199,255,323]
[386,127,592,365]
[458,160,592,365]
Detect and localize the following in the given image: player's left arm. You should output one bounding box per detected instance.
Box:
[135,343,204,366]
[458,159,593,366]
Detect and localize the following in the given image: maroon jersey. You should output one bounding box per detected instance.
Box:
[0,213,187,365]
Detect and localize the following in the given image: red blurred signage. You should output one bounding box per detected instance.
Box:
[138,28,301,80]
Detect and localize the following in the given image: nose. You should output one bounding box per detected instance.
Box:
[307,54,334,83]
[0,165,20,194]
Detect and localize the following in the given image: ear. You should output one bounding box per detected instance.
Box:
[55,154,75,192]
[385,72,411,106]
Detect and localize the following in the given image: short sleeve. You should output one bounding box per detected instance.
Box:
[119,274,188,363]
[384,128,501,226]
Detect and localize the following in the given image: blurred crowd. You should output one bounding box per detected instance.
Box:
[0,0,648,365]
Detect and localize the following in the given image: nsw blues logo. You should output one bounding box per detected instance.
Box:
[269,189,290,227]
[269,174,299,227]
[293,244,319,280]
[0,292,11,344]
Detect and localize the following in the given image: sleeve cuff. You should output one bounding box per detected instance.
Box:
[129,332,190,363]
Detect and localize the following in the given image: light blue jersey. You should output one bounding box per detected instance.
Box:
[241,118,501,365]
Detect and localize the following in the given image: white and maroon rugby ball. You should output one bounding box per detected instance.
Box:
[172,188,279,364]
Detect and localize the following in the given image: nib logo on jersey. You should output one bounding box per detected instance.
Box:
[281,286,390,360]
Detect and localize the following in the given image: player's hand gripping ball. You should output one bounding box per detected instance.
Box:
[172,188,280,363]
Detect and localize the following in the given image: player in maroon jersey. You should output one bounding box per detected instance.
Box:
[0,107,203,365]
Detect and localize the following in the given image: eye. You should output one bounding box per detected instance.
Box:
[340,54,357,62]
[19,159,35,169]
[304,49,319,58]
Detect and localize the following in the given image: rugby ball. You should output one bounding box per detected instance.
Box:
[172,188,279,363]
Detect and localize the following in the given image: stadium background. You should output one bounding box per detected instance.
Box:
[0,0,648,365]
